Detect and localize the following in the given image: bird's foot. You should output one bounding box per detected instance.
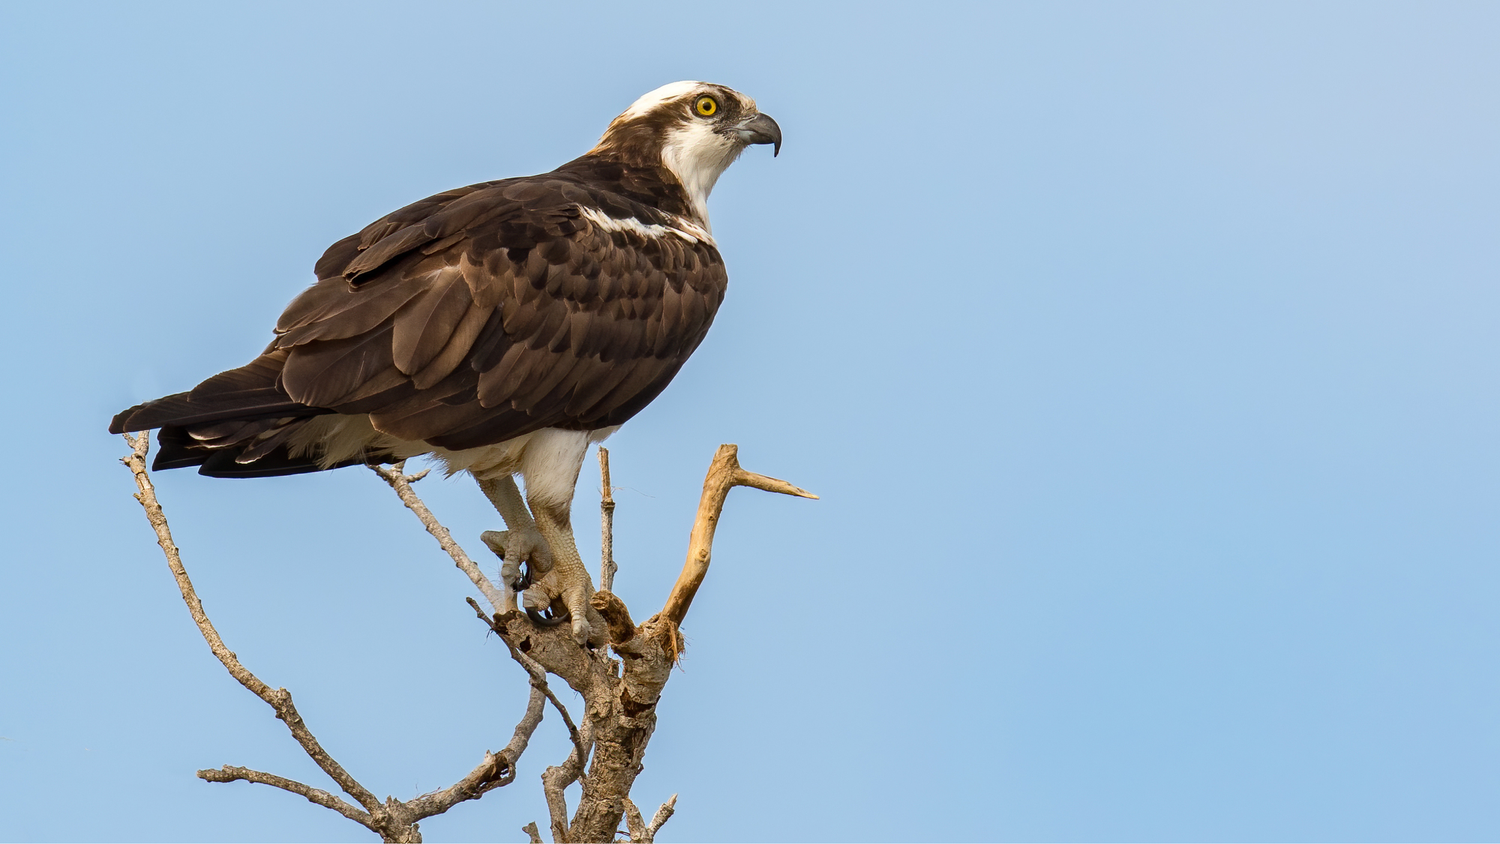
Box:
[481,527,553,614]
[481,528,605,647]
[516,562,607,647]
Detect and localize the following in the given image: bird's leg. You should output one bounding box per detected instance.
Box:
[525,494,607,647]
[477,475,550,616]
[477,473,605,646]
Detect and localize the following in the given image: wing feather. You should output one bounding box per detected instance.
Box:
[392,268,473,376]
[280,322,397,408]
[411,301,495,389]
[476,342,539,408]
[276,279,427,345]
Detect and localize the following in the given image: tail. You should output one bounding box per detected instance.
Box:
[109,351,352,477]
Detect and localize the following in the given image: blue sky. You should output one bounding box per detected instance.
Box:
[3,1,1498,841]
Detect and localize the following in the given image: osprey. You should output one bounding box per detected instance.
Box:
[110,81,781,645]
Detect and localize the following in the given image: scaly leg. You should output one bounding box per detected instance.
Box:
[526,492,606,647]
[477,475,548,616]
[477,473,605,646]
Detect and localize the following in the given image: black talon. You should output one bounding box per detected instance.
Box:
[526,607,569,627]
[509,560,536,592]
[514,561,570,627]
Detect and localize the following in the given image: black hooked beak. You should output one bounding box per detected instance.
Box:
[734,112,782,157]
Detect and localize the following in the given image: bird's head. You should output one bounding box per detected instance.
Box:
[590,81,782,225]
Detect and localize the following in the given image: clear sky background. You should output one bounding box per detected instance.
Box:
[3,2,1498,841]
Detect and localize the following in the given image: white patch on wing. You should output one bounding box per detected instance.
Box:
[621,80,703,120]
[578,206,712,245]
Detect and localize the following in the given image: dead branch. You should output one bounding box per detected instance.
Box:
[121,434,532,843]
[198,765,371,826]
[463,444,813,843]
[660,444,817,627]
[623,793,677,843]
[124,432,811,843]
[121,433,381,814]
[599,447,618,593]
[497,687,548,779]
[402,749,515,822]
[645,794,677,841]
[591,591,639,652]
[466,597,588,767]
[621,797,675,844]
[372,461,508,613]
[542,720,594,843]
[623,799,646,841]
[467,598,595,843]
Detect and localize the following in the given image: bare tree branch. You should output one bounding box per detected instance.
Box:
[404,749,512,821]
[198,765,372,825]
[591,591,639,651]
[121,433,382,814]
[623,799,647,841]
[645,794,677,841]
[371,461,507,613]
[543,717,600,844]
[599,447,618,593]
[466,598,588,768]
[465,444,815,843]
[501,687,549,768]
[124,433,811,842]
[523,821,544,843]
[622,793,676,843]
[122,434,537,842]
[660,444,817,627]
[543,735,584,843]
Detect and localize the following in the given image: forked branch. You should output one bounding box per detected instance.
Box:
[623,793,677,843]
[461,444,814,842]
[660,443,817,627]
[120,434,532,843]
[120,433,379,814]
[124,433,812,843]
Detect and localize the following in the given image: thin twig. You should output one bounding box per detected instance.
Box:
[542,720,593,844]
[645,794,678,841]
[621,792,675,843]
[198,765,373,825]
[125,434,533,840]
[599,447,618,593]
[542,762,572,842]
[466,598,588,768]
[372,461,507,613]
[493,686,547,784]
[121,433,381,813]
[660,444,817,627]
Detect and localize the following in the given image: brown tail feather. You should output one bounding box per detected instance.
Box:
[109,352,341,474]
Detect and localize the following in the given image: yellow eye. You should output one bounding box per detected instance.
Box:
[694,96,718,117]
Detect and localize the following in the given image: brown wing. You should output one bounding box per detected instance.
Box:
[271,174,727,451]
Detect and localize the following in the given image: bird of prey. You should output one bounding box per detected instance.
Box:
[110,81,781,645]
